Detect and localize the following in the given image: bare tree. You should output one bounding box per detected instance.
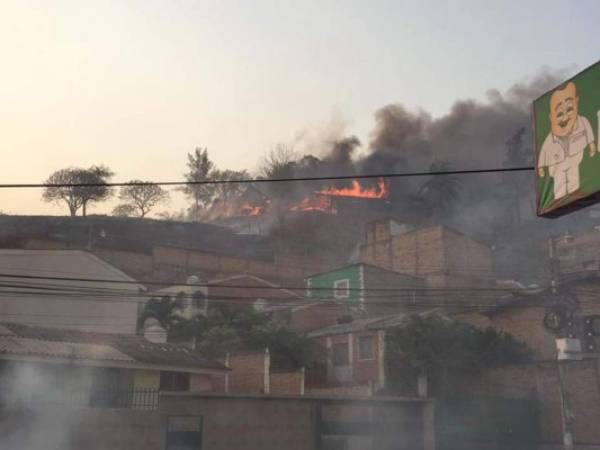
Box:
[259,144,297,206]
[259,143,296,179]
[42,166,114,217]
[116,180,170,218]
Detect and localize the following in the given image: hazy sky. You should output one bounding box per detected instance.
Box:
[1,0,598,216]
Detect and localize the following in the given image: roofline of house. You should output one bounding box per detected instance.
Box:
[0,352,229,374]
[304,262,424,282]
[306,309,448,338]
[208,273,305,299]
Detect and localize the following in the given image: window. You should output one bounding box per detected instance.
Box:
[333,279,350,299]
[332,343,349,366]
[160,371,190,392]
[358,335,374,360]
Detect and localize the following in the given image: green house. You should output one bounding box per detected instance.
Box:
[306,263,423,308]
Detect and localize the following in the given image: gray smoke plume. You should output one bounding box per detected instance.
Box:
[279,68,592,282]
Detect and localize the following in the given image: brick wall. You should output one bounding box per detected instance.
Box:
[287,303,347,333]
[359,224,493,288]
[270,370,304,396]
[225,351,268,394]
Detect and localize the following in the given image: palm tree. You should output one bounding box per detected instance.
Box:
[415,162,462,222]
[138,295,185,332]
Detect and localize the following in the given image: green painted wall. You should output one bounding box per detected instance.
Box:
[307,265,362,304]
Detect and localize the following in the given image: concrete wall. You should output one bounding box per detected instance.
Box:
[189,374,212,393]
[466,360,600,448]
[0,393,434,450]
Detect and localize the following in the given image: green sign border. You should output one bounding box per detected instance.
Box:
[533,60,600,218]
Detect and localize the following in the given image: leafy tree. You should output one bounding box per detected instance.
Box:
[116,180,170,218]
[385,315,531,397]
[112,204,137,217]
[178,148,215,221]
[168,302,317,369]
[42,166,114,216]
[156,209,188,222]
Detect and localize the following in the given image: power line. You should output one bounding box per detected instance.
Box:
[1,166,534,189]
[0,272,542,293]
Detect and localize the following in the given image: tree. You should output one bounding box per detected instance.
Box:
[259,143,296,180]
[156,209,188,221]
[385,315,531,397]
[42,166,114,217]
[414,162,462,222]
[210,169,250,203]
[179,148,215,221]
[112,204,137,217]
[115,180,170,218]
[167,302,317,369]
[138,295,185,332]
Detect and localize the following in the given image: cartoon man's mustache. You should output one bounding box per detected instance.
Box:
[559,120,570,128]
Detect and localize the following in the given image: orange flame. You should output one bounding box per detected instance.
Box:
[290,196,337,214]
[317,177,389,199]
[241,203,264,216]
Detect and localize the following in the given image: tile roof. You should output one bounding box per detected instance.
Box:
[0,323,228,373]
[0,337,133,362]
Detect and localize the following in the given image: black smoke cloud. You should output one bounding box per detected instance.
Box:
[282,69,593,281]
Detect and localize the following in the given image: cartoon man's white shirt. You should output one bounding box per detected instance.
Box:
[539,115,595,200]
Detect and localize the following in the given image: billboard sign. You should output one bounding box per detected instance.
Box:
[534,61,600,217]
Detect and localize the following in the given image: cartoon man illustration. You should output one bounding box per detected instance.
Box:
[538,81,596,200]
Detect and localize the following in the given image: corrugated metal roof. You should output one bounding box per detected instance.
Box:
[0,323,228,372]
[0,337,133,362]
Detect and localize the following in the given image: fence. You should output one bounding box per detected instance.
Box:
[0,387,159,410]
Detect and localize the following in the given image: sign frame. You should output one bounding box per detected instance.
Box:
[533,60,600,218]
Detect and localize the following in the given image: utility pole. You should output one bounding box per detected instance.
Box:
[549,236,575,450]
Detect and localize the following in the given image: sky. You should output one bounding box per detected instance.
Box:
[1,0,599,216]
